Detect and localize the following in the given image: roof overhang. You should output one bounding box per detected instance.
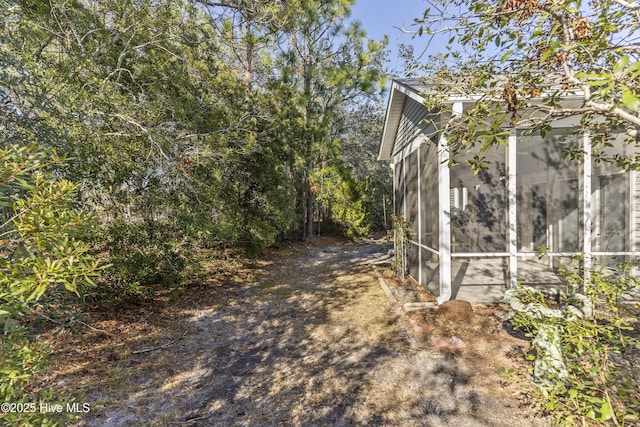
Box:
[378,78,472,162]
[378,79,427,162]
[378,77,587,162]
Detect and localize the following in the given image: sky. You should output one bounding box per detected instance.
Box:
[350,0,432,76]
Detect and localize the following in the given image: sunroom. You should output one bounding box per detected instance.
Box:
[379,78,640,303]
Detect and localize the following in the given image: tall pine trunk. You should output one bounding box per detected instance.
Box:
[303,52,314,238]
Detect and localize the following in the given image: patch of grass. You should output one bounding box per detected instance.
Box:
[253,282,295,298]
[105,365,134,395]
[500,366,522,381]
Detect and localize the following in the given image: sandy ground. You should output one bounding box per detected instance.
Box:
[38,237,549,426]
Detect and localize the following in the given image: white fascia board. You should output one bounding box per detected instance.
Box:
[393,151,403,165]
[446,91,585,103]
[393,81,427,104]
[379,81,406,162]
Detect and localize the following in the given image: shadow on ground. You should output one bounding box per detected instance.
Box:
[67,238,545,426]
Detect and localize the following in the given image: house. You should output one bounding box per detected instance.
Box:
[379,78,640,303]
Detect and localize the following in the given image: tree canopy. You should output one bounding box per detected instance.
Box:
[0,2,390,422]
[1,0,390,293]
[412,0,640,168]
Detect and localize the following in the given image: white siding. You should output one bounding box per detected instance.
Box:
[392,97,435,158]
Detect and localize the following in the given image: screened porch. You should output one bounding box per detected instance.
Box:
[385,85,640,303]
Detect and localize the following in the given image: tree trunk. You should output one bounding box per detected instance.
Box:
[303,48,314,238]
[305,144,314,238]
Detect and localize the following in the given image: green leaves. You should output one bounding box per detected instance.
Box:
[575,71,612,86]
[0,0,388,422]
[500,50,513,63]
[621,85,640,111]
[508,263,639,426]
[0,144,102,309]
[578,65,640,111]
[412,0,640,169]
[0,143,103,424]
[597,400,614,421]
[613,55,629,74]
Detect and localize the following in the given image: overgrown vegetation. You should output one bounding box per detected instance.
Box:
[1,0,390,422]
[509,262,639,425]
[1,0,391,297]
[411,0,640,167]
[0,145,103,426]
[390,215,412,280]
[4,0,640,423]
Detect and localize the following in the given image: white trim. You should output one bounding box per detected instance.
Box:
[393,162,396,222]
[393,80,426,105]
[516,252,580,257]
[633,171,639,277]
[393,78,585,104]
[437,132,451,304]
[591,252,640,256]
[417,145,422,285]
[516,251,640,256]
[436,102,461,304]
[452,252,510,258]
[629,171,640,251]
[379,82,405,161]
[407,239,438,255]
[403,156,406,217]
[629,171,635,254]
[438,93,584,102]
[440,251,640,257]
[508,130,518,289]
[380,78,587,161]
[403,154,407,274]
[583,131,592,285]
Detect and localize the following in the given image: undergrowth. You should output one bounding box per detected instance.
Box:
[510,260,640,425]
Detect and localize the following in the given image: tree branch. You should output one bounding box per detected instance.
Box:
[585,101,640,126]
[612,0,640,10]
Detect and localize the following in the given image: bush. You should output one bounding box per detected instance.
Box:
[0,144,102,426]
[97,219,190,298]
[0,330,77,426]
[509,261,640,425]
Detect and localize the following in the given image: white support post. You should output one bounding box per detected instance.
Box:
[437,134,451,303]
[392,162,397,265]
[583,131,592,288]
[630,171,636,254]
[392,163,396,222]
[508,130,518,289]
[632,171,639,278]
[417,145,422,285]
[403,156,407,217]
[402,155,407,277]
[436,102,461,304]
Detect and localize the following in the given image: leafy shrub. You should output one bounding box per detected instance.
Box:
[0,144,102,426]
[510,262,640,425]
[390,215,412,279]
[313,165,371,238]
[0,329,77,426]
[97,219,190,298]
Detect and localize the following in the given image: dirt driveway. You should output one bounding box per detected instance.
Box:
[57,237,546,426]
